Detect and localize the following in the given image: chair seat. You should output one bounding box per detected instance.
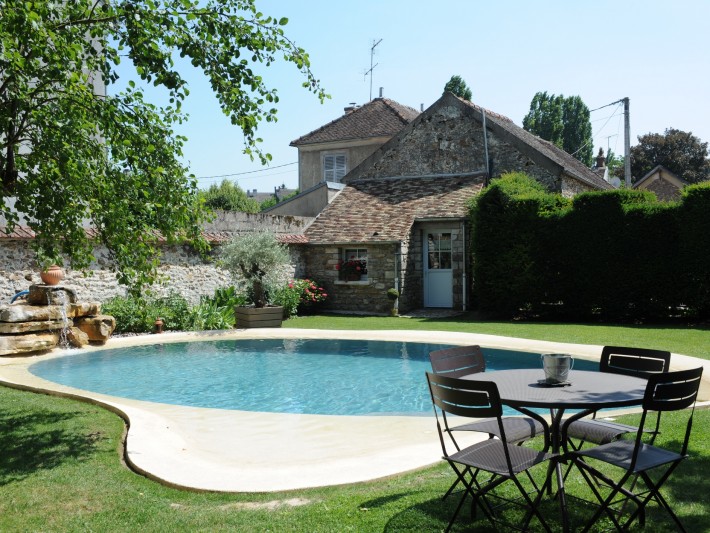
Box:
[453,416,545,443]
[575,440,686,474]
[450,438,555,476]
[566,418,639,444]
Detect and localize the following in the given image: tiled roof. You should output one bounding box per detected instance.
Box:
[305,174,485,245]
[290,98,420,146]
[277,234,309,244]
[1,226,306,245]
[457,97,613,190]
[0,225,35,239]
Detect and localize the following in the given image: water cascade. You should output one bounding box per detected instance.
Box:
[0,282,116,356]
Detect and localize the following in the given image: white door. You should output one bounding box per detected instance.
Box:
[424,231,453,307]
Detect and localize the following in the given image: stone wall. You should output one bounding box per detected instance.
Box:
[1,212,312,305]
[301,243,398,315]
[347,101,562,193]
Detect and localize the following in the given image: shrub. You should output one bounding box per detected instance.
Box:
[103,288,246,333]
[186,286,248,330]
[273,278,328,318]
[102,291,191,333]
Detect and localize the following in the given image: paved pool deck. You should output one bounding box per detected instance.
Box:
[1,328,708,493]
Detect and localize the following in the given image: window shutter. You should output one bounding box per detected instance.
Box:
[324,154,347,182]
[324,156,334,181]
[335,155,347,181]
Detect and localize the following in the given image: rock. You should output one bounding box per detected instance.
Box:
[0,319,66,334]
[74,315,116,343]
[0,332,60,356]
[27,284,78,305]
[68,302,102,318]
[66,327,90,348]
[0,304,65,322]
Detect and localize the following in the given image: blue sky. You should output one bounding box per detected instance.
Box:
[126,1,710,191]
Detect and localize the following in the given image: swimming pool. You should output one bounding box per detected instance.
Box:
[30,338,598,415]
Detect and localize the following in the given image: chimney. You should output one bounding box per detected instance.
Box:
[344,102,358,113]
[595,147,606,168]
[420,103,424,112]
[379,87,384,98]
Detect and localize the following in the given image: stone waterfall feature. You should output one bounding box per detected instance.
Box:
[0,284,116,356]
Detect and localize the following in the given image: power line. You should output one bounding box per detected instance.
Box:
[195,161,297,180]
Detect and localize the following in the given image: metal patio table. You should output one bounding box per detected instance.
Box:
[462,368,648,532]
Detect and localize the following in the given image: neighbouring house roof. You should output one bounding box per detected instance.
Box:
[290,98,420,146]
[633,165,687,201]
[305,173,486,245]
[457,96,613,190]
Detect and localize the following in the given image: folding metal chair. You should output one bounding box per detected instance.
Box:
[429,346,547,446]
[426,371,556,532]
[569,366,703,532]
[565,346,671,448]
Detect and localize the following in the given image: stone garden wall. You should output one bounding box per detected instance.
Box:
[1,212,313,305]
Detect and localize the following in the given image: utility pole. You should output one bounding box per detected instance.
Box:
[623,97,631,188]
[365,39,382,101]
[590,98,631,187]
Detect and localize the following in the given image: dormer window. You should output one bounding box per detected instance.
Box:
[323,153,347,182]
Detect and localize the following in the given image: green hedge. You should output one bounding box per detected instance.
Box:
[470,173,710,320]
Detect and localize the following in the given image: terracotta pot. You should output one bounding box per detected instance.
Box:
[40,265,64,286]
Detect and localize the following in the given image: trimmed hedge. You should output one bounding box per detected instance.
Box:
[470,173,710,320]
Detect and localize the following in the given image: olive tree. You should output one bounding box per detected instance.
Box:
[220,231,290,308]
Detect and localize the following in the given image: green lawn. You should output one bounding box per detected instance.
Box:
[1,317,709,532]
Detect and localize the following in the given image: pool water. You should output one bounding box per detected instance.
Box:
[30,339,598,416]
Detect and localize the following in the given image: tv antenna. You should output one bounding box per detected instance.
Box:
[364,38,382,101]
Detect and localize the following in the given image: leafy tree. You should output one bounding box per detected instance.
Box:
[443,75,472,101]
[0,1,326,290]
[630,128,710,184]
[200,180,260,213]
[523,92,594,166]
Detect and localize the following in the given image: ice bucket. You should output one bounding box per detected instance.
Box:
[541,353,574,384]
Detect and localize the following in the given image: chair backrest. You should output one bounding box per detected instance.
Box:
[429,345,485,378]
[600,346,671,377]
[630,366,704,464]
[643,366,703,413]
[426,371,502,420]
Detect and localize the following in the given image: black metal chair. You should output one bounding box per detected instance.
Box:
[565,346,671,448]
[426,371,556,532]
[569,366,703,532]
[429,346,547,446]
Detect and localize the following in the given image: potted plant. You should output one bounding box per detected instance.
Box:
[220,232,291,328]
[336,257,367,281]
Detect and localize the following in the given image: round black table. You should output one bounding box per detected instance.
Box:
[462,369,648,532]
[463,368,648,409]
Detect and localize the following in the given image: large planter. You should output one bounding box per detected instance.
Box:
[235,305,283,328]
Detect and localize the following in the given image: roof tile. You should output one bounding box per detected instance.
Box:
[305,174,485,244]
[290,98,419,146]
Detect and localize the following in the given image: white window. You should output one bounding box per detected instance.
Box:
[323,153,347,182]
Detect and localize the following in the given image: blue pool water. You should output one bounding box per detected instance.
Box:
[30,339,598,416]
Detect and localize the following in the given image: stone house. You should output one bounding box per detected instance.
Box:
[300,93,612,315]
[632,165,687,201]
[266,97,420,217]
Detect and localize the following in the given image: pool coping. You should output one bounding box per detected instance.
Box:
[1,328,709,493]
